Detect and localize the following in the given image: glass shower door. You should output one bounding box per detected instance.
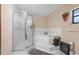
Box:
[12,11,26,51]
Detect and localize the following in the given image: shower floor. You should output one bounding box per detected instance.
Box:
[12,49,29,55]
[12,46,34,55]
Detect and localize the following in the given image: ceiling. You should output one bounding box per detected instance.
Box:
[15,4,63,16]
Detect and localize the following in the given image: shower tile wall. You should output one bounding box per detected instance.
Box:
[34,28,48,35]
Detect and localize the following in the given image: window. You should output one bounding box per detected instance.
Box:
[72,8,79,24]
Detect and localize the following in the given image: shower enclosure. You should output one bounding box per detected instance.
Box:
[12,10,34,51]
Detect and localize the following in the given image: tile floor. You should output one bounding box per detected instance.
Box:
[12,45,65,55]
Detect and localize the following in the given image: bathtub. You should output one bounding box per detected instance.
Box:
[34,35,54,52]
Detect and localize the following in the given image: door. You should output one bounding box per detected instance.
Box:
[12,12,26,51]
[25,15,33,48]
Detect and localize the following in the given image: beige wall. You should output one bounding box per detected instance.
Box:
[1,4,12,55]
[47,4,79,54]
[33,16,47,28]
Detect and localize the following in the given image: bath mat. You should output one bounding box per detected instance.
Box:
[29,49,53,55]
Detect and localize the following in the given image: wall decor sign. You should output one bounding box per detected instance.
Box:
[62,12,69,22]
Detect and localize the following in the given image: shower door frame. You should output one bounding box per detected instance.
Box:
[0,4,1,55]
[12,11,34,52]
